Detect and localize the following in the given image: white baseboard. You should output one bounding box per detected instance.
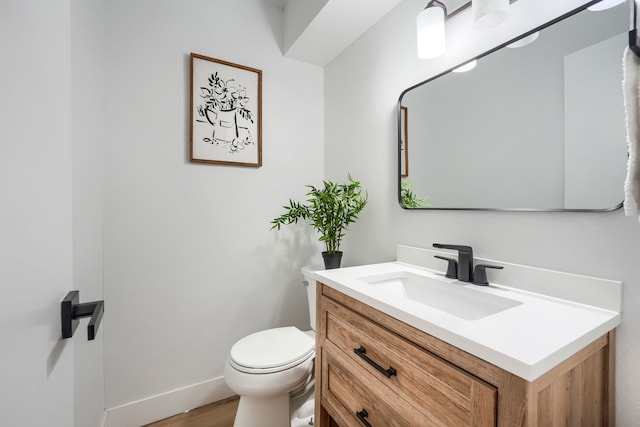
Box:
[104,376,235,427]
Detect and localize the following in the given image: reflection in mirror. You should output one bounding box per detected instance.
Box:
[399,0,631,211]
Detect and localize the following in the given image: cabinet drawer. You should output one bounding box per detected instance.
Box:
[322,343,436,427]
[323,297,497,426]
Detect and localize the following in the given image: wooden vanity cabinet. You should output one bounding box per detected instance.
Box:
[315,283,615,427]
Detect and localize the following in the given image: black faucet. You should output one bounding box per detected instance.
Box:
[433,243,474,282]
[433,243,504,285]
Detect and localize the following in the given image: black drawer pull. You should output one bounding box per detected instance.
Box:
[356,409,372,427]
[354,346,397,378]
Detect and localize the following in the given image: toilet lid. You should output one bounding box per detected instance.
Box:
[230,327,315,372]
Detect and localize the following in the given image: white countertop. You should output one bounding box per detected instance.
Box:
[311,260,621,382]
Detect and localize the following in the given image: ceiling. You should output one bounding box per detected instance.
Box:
[263,0,405,66]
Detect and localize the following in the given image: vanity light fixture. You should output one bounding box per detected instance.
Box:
[473,0,510,30]
[588,0,626,11]
[417,0,519,59]
[507,31,539,48]
[417,0,447,59]
[452,60,477,72]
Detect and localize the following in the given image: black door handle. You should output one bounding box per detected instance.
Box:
[356,409,372,426]
[354,346,397,378]
[61,291,104,340]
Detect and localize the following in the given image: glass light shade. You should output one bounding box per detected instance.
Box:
[507,32,539,48]
[473,0,510,30]
[587,0,625,11]
[453,60,477,73]
[417,5,446,59]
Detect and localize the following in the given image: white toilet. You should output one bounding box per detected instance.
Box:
[224,266,318,427]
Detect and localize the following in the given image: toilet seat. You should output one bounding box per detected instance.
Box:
[229,327,315,374]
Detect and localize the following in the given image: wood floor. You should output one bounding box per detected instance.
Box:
[143,396,239,427]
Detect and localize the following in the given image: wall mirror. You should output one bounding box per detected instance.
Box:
[398,0,632,211]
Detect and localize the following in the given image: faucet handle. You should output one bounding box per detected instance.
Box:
[434,256,458,279]
[433,243,472,254]
[472,264,504,286]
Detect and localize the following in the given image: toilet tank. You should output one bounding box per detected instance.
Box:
[301,266,321,331]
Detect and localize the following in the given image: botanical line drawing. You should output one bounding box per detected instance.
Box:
[196,72,255,154]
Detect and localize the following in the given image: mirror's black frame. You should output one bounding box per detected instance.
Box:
[398,0,635,212]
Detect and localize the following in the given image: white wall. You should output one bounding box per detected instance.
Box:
[71,0,106,426]
[102,0,324,419]
[325,0,640,424]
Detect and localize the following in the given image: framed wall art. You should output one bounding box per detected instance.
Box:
[400,106,408,177]
[190,53,262,167]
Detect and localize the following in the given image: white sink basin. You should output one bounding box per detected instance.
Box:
[359,271,522,320]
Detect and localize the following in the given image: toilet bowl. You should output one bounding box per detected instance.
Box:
[224,267,319,427]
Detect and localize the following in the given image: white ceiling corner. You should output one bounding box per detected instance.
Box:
[278,0,404,66]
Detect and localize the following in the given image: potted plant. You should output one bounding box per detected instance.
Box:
[271,175,368,269]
